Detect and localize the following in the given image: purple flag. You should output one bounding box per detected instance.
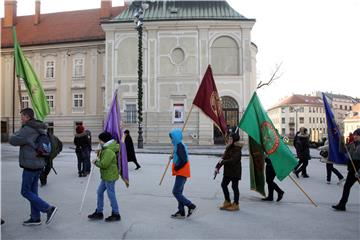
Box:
[104,90,129,187]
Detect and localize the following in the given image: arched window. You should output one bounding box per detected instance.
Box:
[210,36,239,75]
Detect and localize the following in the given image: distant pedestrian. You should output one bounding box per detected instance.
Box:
[74,125,91,177]
[346,132,354,145]
[124,130,141,170]
[216,131,242,211]
[332,128,360,211]
[9,108,58,226]
[293,127,311,178]
[262,157,284,202]
[88,131,121,222]
[169,129,197,219]
[318,139,344,185]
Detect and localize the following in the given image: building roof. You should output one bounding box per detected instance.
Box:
[109,0,253,23]
[323,92,358,103]
[268,94,323,110]
[1,7,124,48]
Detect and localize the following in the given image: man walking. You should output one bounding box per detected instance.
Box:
[9,108,58,226]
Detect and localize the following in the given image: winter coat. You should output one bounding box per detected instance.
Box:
[219,141,242,179]
[296,133,311,160]
[74,132,91,152]
[169,129,190,178]
[318,140,332,163]
[125,134,137,162]
[94,139,120,181]
[9,119,47,170]
[347,140,360,173]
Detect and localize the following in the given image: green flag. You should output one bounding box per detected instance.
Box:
[249,137,266,196]
[239,92,297,181]
[13,27,49,121]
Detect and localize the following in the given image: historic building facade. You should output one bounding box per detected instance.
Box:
[1,0,257,145]
[102,0,257,145]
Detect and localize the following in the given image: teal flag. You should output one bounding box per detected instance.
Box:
[13,27,49,121]
[239,92,297,181]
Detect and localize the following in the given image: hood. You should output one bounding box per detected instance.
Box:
[169,128,182,146]
[103,139,120,154]
[24,119,47,135]
[75,132,88,138]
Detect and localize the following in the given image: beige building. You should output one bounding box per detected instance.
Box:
[1,0,257,145]
[267,94,326,142]
[343,103,360,136]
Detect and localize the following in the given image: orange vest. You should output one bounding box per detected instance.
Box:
[172,161,190,178]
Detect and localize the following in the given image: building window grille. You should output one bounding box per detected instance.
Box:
[125,104,137,123]
[21,95,29,109]
[73,58,85,77]
[45,60,55,79]
[73,93,84,108]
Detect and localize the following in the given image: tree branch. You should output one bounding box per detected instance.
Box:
[257,62,283,89]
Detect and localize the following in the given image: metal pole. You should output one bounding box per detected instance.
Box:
[137,23,144,149]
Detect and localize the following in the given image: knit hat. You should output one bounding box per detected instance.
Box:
[98,131,113,143]
[76,125,84,134]
[230,132,240,142]
[353,128,360,136]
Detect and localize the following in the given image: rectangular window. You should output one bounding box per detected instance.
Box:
[340,105,342,110]
[281,128,286,135]
[300,107,304,113]
[344,105,347,110]
[73,58,85,77]
[125,104,137,123]
[173,104,184,123]
[316,118,319,123]
[289,117,294,123]
[45,60,55,79]
[46,122,54,135]
[21,96,29,109]
[46,95,55,110]
[309,107,312,113]
[309,117,311,123]
[281,107,286,113]
[73,93,83,108]
[282,118,285,124]
[299,117,304,124]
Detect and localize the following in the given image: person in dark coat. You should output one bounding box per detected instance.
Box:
[74,125,91,177]
[262,157,284,202]
[124,130,141,170]
[215,131,242,211]
[293,127,311,178]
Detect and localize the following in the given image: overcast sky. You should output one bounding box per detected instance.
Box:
[1,0,359,109]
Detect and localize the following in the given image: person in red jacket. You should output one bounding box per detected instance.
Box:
[169,128,197,219]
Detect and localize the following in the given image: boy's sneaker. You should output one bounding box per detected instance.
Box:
[187,204,197,217]
[88,211,104,220]
[170,210,185,219]
[337,178,345,185]
[23,218,41,226]
[105,213,121,222]
[46,206,58,225]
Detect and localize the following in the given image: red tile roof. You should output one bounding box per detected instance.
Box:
[1,6,124,48]
[269,94,323,110]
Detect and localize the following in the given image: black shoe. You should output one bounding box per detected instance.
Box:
[187,205,197,217]
[302,174,309,178]
[23,218,41,226]
[332,204,346,211]
[293,170,299,178]
[105,213,121,222]
[1,219,4,225]
[277,192,284,202]
[46,206,58,225]
[135,166,141,170]
[171,210,185,219]
[261,197,273,201]
[78,173,83,177]
[88,211,104,220]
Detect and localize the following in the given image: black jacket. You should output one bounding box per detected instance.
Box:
[219,142,242,179]
[296,133,311,160]
[125,135,137,162]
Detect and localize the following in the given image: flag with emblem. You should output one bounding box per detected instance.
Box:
[104,90,129,187]
[322,93,348,165]
[249,137,266,196]
[239,92,297,181]
[193,65,227,136]
[13,27,49,121]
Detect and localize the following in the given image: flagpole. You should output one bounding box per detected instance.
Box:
[289,175,318,207]
[159,104,195,186]
[12,59,16,133]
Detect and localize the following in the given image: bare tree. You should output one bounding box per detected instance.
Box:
[257,62,283,89]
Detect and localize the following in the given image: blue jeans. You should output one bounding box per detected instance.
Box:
[96,180,119,214]
[172,176,193,212]
[21,169,51,220]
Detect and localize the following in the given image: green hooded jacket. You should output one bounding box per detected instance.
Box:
[95,139,120,181]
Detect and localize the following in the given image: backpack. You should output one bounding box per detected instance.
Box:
[35,133,52,157]
[48,134,63,160]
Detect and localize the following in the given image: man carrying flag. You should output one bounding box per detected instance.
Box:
[13,27,49,121]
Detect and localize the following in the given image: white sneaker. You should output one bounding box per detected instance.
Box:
[326,181,331,184]
[337,178,345,185]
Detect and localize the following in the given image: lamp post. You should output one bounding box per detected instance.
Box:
[134,2,148,148]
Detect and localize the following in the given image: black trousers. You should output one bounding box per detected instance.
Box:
[326,163,343,182]
[40,157,52,185]
[265,164,283,199]
[338,161,360,207]
[294,157,309,175]
[221,176,240,204]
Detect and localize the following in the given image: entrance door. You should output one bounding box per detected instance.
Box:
[214,96,239,145]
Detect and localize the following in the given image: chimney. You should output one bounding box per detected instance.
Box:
[34,0,40,25]
[4,0,17,27]
[100,0,112,19]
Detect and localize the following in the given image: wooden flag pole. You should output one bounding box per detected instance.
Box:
[289,175,318,207]
[344,144,360,184]
[159,104,195,186]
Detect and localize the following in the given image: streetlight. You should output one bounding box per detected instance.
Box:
[134,2,148,148]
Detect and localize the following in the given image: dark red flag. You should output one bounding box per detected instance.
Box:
[193,65,227,136]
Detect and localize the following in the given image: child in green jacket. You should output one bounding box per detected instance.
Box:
[88,131,121,222]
